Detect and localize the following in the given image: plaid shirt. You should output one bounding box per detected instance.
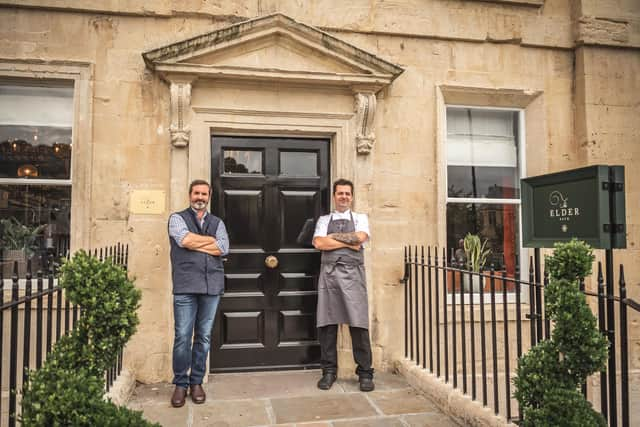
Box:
[168,210,229,255]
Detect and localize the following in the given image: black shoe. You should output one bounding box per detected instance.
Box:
[359,375,375,392]
[317,372,337,390]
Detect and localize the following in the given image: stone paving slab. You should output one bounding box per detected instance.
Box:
[332,415,406,426]
[270,394,378,424]
[367,389,439,415]
[403,412,462,427]
[192,399,271,426]
[204,370,346,400]
[127,370,462,427]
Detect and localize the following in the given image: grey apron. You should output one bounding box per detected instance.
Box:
[316,212,369,329]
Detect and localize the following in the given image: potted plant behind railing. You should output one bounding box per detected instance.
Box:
[0,217,45,277]
[462,233,491,293]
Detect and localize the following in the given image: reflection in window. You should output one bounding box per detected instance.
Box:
[279,151,317,177]
[223,150,262,174]
[0,82,73,274]
[447,108,519,199]
[0,185,71,274]
[0,85,73,180]
[446,107,522,293]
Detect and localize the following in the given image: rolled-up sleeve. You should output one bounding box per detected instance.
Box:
[215,221,230,256]
[168,214,189,247]
[313,215,330,238]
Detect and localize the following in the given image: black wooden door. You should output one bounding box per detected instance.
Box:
[210,136,329,371]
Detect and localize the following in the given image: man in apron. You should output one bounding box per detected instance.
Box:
[312,178,374,392]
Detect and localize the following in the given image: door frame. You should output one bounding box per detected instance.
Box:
[187,107,355,202]
[209,136,330,372]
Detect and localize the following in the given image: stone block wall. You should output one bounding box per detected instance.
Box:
[0,0,638,386]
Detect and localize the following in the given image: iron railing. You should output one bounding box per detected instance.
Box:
[403,245,639,427]
[0,244,128,427]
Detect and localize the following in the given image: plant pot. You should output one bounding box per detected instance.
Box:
[2,249,27,278]
[462,274,482,293]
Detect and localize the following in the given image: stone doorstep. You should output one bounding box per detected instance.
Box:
[127,370,462,426]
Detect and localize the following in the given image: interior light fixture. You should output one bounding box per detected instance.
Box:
[17,164,39,177]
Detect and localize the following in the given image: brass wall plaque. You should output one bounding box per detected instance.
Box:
[129,190,166,215]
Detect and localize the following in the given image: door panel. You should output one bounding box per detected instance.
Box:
[210,136,329,371]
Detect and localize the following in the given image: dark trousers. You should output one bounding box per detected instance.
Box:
[318,324,373,376]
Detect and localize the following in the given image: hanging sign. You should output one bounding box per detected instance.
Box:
[521,165,626,249]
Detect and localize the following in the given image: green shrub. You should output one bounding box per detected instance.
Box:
[20,250,159,426]
[513,239,607,426]
[522,389,606,427]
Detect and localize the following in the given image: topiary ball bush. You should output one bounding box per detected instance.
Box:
[20,250,159,426]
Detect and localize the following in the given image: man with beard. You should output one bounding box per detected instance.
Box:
[312,178,374,392]
[167,179,229,407]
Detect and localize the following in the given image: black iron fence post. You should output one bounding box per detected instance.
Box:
[451,258,457,389]
[528,258,536,347]
[534,248,543,343]
[490,266,499,415]
[502,271,511,421]
[23,262,33,386]
[407,246,414,360]
[460,269,467,395]
[404,246,408,359]
[9,262,19,427]
[605,249,617,427]
[442,249,448,383]
[414,246,420,367]
[619,265,629,427]
[479,274,487,407]
[597,262,609,422]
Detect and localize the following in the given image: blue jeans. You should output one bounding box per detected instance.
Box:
[172,294,220,388]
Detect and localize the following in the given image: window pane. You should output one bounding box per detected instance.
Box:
[0,83,74,180]
[279,151,317,177]
[0,184,71,275]
[447,108,519,182]
[447,165,519,199]
[0,84,73,127]
[223,150,262,174]
[0,125,72,179]
[446,202,520,292]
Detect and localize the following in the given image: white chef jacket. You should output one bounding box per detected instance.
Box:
[313,209,370,243]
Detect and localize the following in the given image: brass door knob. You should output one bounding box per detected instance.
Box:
[265,255,279,269]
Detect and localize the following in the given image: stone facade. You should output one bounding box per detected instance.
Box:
[1,0,638,393]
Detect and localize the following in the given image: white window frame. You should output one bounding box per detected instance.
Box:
[444,104,527,305]
[0,60,93,288]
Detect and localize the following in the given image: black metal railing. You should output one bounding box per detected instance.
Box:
[402,245,639,427]
[0,243,128,427]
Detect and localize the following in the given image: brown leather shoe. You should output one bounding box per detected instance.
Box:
[171,386,187,408]
[190,384,206,404]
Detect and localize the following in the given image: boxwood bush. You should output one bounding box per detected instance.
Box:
[20,250,159,426]
[514,239,608,427]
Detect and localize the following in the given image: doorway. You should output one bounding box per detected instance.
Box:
[209,135,330,371]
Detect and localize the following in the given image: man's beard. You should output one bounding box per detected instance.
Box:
[192,200,207,210]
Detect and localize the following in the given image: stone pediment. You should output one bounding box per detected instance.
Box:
[142,13,403,91]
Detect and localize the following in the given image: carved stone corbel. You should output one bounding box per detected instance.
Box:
[354,92,377,154]
[169,81,192,148]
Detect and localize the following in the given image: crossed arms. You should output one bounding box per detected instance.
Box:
[181,233,221,256]
[313,231,368,251]
[169,213,228,257]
